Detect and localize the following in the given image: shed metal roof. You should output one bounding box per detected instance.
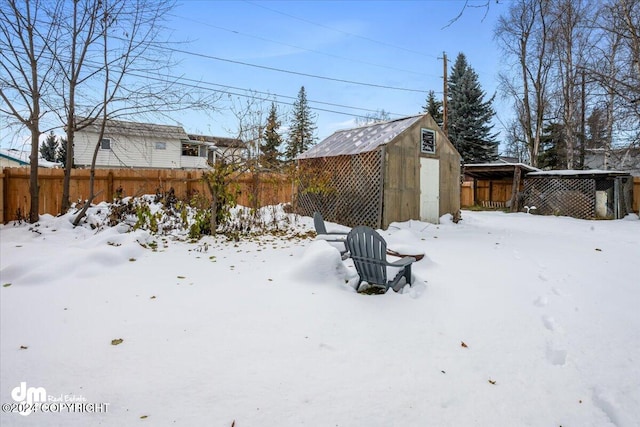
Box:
[297,115,423,159]
[464,162,540,179]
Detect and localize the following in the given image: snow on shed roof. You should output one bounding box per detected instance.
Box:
[527,169,631,177]
[297,115,423,159]
[465,161,538,170]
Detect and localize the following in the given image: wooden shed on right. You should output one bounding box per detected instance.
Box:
[522,170,635,220]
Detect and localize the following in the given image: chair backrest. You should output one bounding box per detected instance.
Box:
[346,226,388,286]
[313,212,328,235]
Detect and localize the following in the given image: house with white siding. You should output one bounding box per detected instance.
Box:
[74,118,243,169]
[186,133,248,163]
[0,148,61,168]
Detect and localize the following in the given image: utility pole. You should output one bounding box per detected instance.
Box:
[441,52,448,136]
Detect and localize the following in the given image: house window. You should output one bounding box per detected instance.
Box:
[155,142,166,150]
[100,138,111,150]
[181,142,199,157]
[420,129,436,154]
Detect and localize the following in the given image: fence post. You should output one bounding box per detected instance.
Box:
[0,167,6,224]
[107,171,114,202]
[509,166,522,212]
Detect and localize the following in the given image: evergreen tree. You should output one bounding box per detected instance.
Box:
[447,53,499,163]
[57,137,71,168]
[585,107,607,149]
[422,90,443,127]
[537,122,566,170]
[261,102,283,169]
[39,131,58,162]
[285,86,317,161]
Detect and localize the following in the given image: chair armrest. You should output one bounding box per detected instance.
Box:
[388,257,416,267]
[315,234,347,242]
[322,230,349,236]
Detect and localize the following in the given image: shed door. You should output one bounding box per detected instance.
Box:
[420,158,440,224]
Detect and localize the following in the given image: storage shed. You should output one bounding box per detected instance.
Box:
[296,114,461,228]
[463,162,540,210]
[523,170,635,219]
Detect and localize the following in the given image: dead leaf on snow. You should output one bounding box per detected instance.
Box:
[111,338,124,346]
[461,341,468,348]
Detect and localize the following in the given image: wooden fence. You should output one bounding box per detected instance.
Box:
[460,180,514,208]
[2,168,637,224]
[635,177,640,214]
[0,167,294,223]
[461,181,474,207]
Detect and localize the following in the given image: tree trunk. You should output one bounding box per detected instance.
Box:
[28,125,39,223]
[61,112,74,213]
[72,135,100,226]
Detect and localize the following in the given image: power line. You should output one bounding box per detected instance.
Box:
[244,0,440,60]
[128,71,413,119]
[168,14,438,79]
[144,42,430,94]
[3,46,420,119]
[137,72,412,116]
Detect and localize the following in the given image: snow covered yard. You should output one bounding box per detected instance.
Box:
[1,208,639,426]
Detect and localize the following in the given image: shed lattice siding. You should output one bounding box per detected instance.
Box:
[296,151,382,228]
[523,178,595,219]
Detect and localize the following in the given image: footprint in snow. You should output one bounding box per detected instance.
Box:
[534,296,548,307]
[545,344,568,366]
[592,387,631,427]
[542,315,559,332]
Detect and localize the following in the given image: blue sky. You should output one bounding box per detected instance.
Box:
[164,0,509,142]
[1,0,511,149]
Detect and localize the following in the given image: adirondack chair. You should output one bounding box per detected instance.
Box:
[313,212,349,257]
[346,226,416,293]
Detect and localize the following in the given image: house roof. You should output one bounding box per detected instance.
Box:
[297,115,424,159]
[584,147,640,177]
[80,118,188,140]
[187,134,244,148]
[0,149,61,168]
[464,162,540,180]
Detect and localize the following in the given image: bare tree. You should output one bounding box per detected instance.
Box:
[502,118,531,164]
[590,0,640,149]
[71,0,214,225]
[47,0,107,213]
[495,0,553,167]
[0,0,58,222]
[443,0,501,29]
[549,0,596,169]
[354,109,391,126]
